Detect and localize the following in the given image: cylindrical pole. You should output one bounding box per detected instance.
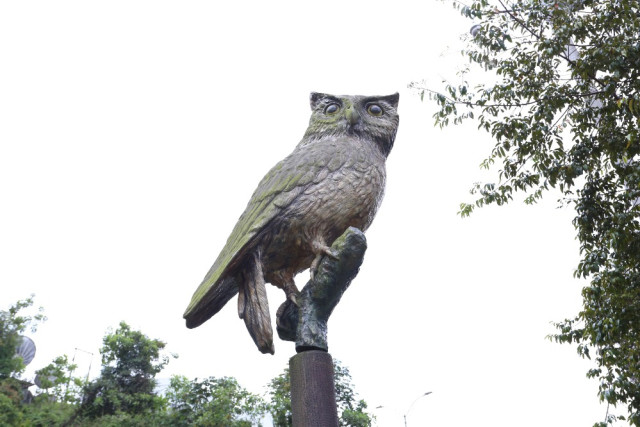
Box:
[289,350,339,427]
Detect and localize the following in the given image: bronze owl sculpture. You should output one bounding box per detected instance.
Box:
[184,92,399,354]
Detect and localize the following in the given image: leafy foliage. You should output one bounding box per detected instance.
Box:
[0,295,46,379]
[165,375,265,426]
[0,296,76,426]
[22,398,77,427]
[266,359,373,427]
[413,0,640,424]
[0,298,372,426]
[0,302,276,426]
[35,354,84,404]
[0,377,26,426]
[333,362,373,427]
[266,368,292,427]
[15,354,87,426]
[78,321,171,419]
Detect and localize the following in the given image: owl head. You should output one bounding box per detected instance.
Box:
[303,92,399,157]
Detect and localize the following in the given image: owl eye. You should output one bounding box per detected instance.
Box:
[324,103,340,115]
[367,104,383,116]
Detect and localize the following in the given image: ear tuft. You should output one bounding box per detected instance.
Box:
[310,92,328,110]
[381,93,399,108]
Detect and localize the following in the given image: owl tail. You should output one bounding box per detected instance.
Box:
[237,253,274,354]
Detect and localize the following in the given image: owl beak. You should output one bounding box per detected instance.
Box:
[345,106,360,126]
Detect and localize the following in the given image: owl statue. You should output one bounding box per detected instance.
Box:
[184,92,400,354]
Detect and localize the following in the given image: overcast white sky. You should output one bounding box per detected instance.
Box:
[1,1,611,425]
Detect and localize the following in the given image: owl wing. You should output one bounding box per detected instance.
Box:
[183,142,338,328]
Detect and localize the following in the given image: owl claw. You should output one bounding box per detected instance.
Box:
[284,281,300,307]
[309,247,338,281]
[288,292,299,307]
[310,254,321,281]
[312,241,338,259]
[324,249,338,260]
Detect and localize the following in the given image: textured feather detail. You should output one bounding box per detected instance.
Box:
[184,276,237,328]
[183,145,327,324]
[238,253,274,354]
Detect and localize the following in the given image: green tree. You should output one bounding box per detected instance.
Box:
[413,0,640,425]
[0,296,46,425]
[0,377,25,426]
[0,295,46,379]
[78,321,171,420]
[22,396,77,427]
[19,355,86,426]
[265,368,291,427]
[333,362,373,427]
[34,354,83,404]
[266,359,373,427]
[164,375,265,426]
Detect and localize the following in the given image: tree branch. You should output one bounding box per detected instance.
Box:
[421,86,607,109]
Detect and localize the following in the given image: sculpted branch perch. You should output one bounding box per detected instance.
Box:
[183,92,399,354]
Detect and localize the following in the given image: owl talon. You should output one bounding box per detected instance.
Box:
[309,247,339,281]
[324,249,338,260]
[284,281,300,307]
[310,239,340,281]
[310,254,321,281]
[312,241,337,258]
[288,292,299,307]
